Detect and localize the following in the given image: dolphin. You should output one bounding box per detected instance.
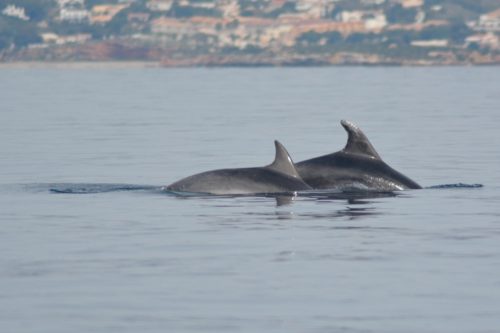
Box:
[166,140,312,195]
[296,120,422,191]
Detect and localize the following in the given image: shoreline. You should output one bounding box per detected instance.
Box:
[0,61,161,69]
[0,60,498,69]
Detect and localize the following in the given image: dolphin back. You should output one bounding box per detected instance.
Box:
[296,120,422,191]
[166,140,311,195]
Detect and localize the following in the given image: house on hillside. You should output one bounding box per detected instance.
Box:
[90,4,129,24]
[41,33,92,45]
[60,8,90,22]
[337,10,387,31]
[146,0,174,12]
[217,0,240,18]
[58,0,89,22]
[295,0,334,19]
[394,0,424,8]
[150,17,195,35]
[2,5,29,20]
[477,9,500,32]
[466,33,499,49]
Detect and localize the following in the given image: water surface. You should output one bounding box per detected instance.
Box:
[1,67,500,333]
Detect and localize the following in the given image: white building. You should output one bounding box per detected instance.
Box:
[151,17,195,35]
[338,10,387,30]
[41,32,92,45]
[361,0,386,4]
[466,33,499,49]
[190,1,216,10]
[58,0,89,22]
[364,12,387,30]
[217,0,240,18]
[60,8,90,22]
[295,0,333,19]
[338,11,364,22]
[411,39,448,47]
[146,0,174,12]
[394,0,424,8]
[477,9,500,32]
[57,0,85,7]
[2,4,29,20]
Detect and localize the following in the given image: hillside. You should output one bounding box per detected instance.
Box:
[1,0,499,65]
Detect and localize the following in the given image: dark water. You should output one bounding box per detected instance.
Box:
[1,67,499,333]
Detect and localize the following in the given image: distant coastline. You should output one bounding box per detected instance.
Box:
[0,61,161,69]
[1,58,498,69]
[2,1,499,68]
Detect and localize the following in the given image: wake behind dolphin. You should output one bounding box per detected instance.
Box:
[40,183,480,195]
[47,183,160,194]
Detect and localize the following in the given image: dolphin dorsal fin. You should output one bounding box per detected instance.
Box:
[267,140,301,178]
[340,120,382,159]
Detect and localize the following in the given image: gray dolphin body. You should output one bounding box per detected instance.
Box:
[296,120,421,191]
[166,141,312,195]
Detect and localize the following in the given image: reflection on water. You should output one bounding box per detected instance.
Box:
[299,203,379,221]
[13,183,406,223]
[268,198,381,221]
[14,182,489,229]
[5,183,394,227]
[37,183,396,221]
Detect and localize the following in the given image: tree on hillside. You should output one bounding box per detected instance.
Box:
[0,16,41,49]
[419,23,472,43]
[386,4,418,24]
[85,0,120,9]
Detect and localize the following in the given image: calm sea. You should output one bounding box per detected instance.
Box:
[1,67,499,333]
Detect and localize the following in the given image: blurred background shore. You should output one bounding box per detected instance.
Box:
[1,0,499,66]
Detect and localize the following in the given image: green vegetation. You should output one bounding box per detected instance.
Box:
[171,4,220,18]
[84,0,120,9]
[386,5,418,24]
[0,16,41,49]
